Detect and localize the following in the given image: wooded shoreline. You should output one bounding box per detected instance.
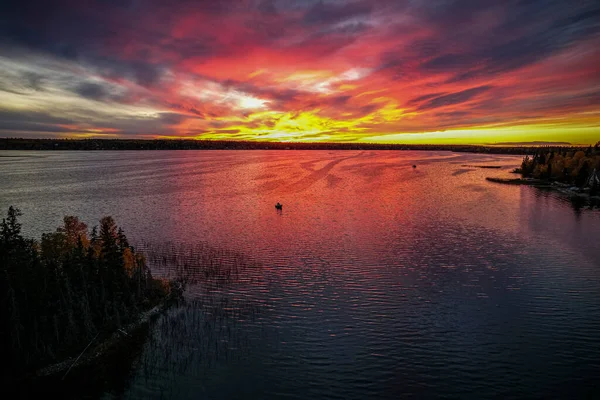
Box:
[0,138,594,155]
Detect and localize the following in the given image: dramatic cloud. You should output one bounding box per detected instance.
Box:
[415,86,493,111]
[0,0,599,143]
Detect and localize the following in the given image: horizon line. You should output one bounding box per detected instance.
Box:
[3,137,597,148]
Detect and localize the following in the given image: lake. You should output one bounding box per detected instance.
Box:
[1,150,599,399]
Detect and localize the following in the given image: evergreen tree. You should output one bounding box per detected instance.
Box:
[0,208,175,376]
[576,161,590,187]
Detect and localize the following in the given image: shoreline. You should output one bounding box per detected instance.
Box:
[1,138,593,155]
[486,177,600,200]
[32,275,183,381]
[34,305,164,379]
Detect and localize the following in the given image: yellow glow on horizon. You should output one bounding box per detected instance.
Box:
[361,123,600,145]
[182,107,599,145]
[166,100,600,145]
[66,132,120,138]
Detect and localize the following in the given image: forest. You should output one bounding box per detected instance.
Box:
[518,141,600,191]
[0,137,593,155]
[0,207,179,377]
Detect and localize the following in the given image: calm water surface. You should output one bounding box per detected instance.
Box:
[1,150,599,399]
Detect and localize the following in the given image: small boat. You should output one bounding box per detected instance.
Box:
[275,202,283,210]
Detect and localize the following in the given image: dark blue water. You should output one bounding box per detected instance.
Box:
[1,150,599,399]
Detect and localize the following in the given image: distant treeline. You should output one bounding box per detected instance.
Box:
[0,207,179,376]
[519,142,600,189]
[0,138,593,155]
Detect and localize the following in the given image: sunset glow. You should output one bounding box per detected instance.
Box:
[0,0,599,144]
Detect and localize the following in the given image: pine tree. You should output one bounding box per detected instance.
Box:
[0,208,174,375]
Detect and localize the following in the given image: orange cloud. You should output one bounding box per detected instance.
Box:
[0,0,598,144]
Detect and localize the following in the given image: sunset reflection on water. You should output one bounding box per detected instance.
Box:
[1,150,599,399]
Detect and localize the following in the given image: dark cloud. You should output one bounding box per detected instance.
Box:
[257,0,278,14]
[416,86,493,111]
[406,92,446,106]
[0,109,74,133]
[372,0,600,85]
[156,112,188,126]
[160,37,218,60]
[418,1,600,81]
[303,0,373,25]
[71,80,135,103]
[125,62,165,87]
[22,72,45,91]
[0,70,46,95]
[421,54,474,72]
[164,102,207,118]
[358,104,378,116]
[4,0,596,89]
[0,0,194,88]
[97,111,190,134]
[330,95,352,105]
[74,82,111,101]
[0,107,191,137]
[406,39,443,60]
[433,111,472,119]
[411,0,491,28]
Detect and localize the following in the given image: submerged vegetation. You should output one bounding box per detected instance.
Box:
[517,142,600,193]
[0,207,180,377]
[138,241,260,288]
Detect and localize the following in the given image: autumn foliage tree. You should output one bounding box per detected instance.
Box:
[519,146,600,186]
[0,208,177,376]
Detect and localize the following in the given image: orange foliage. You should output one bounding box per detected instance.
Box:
[58,216,89,249]
[123,247,136,276]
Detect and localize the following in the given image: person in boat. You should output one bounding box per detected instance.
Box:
[275,202,283,210]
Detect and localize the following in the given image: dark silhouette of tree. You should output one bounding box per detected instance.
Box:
[0,208,178,378]
[0,137,597,156]
[575,161,590,187]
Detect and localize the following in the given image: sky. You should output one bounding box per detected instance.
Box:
[0,0,599,144]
